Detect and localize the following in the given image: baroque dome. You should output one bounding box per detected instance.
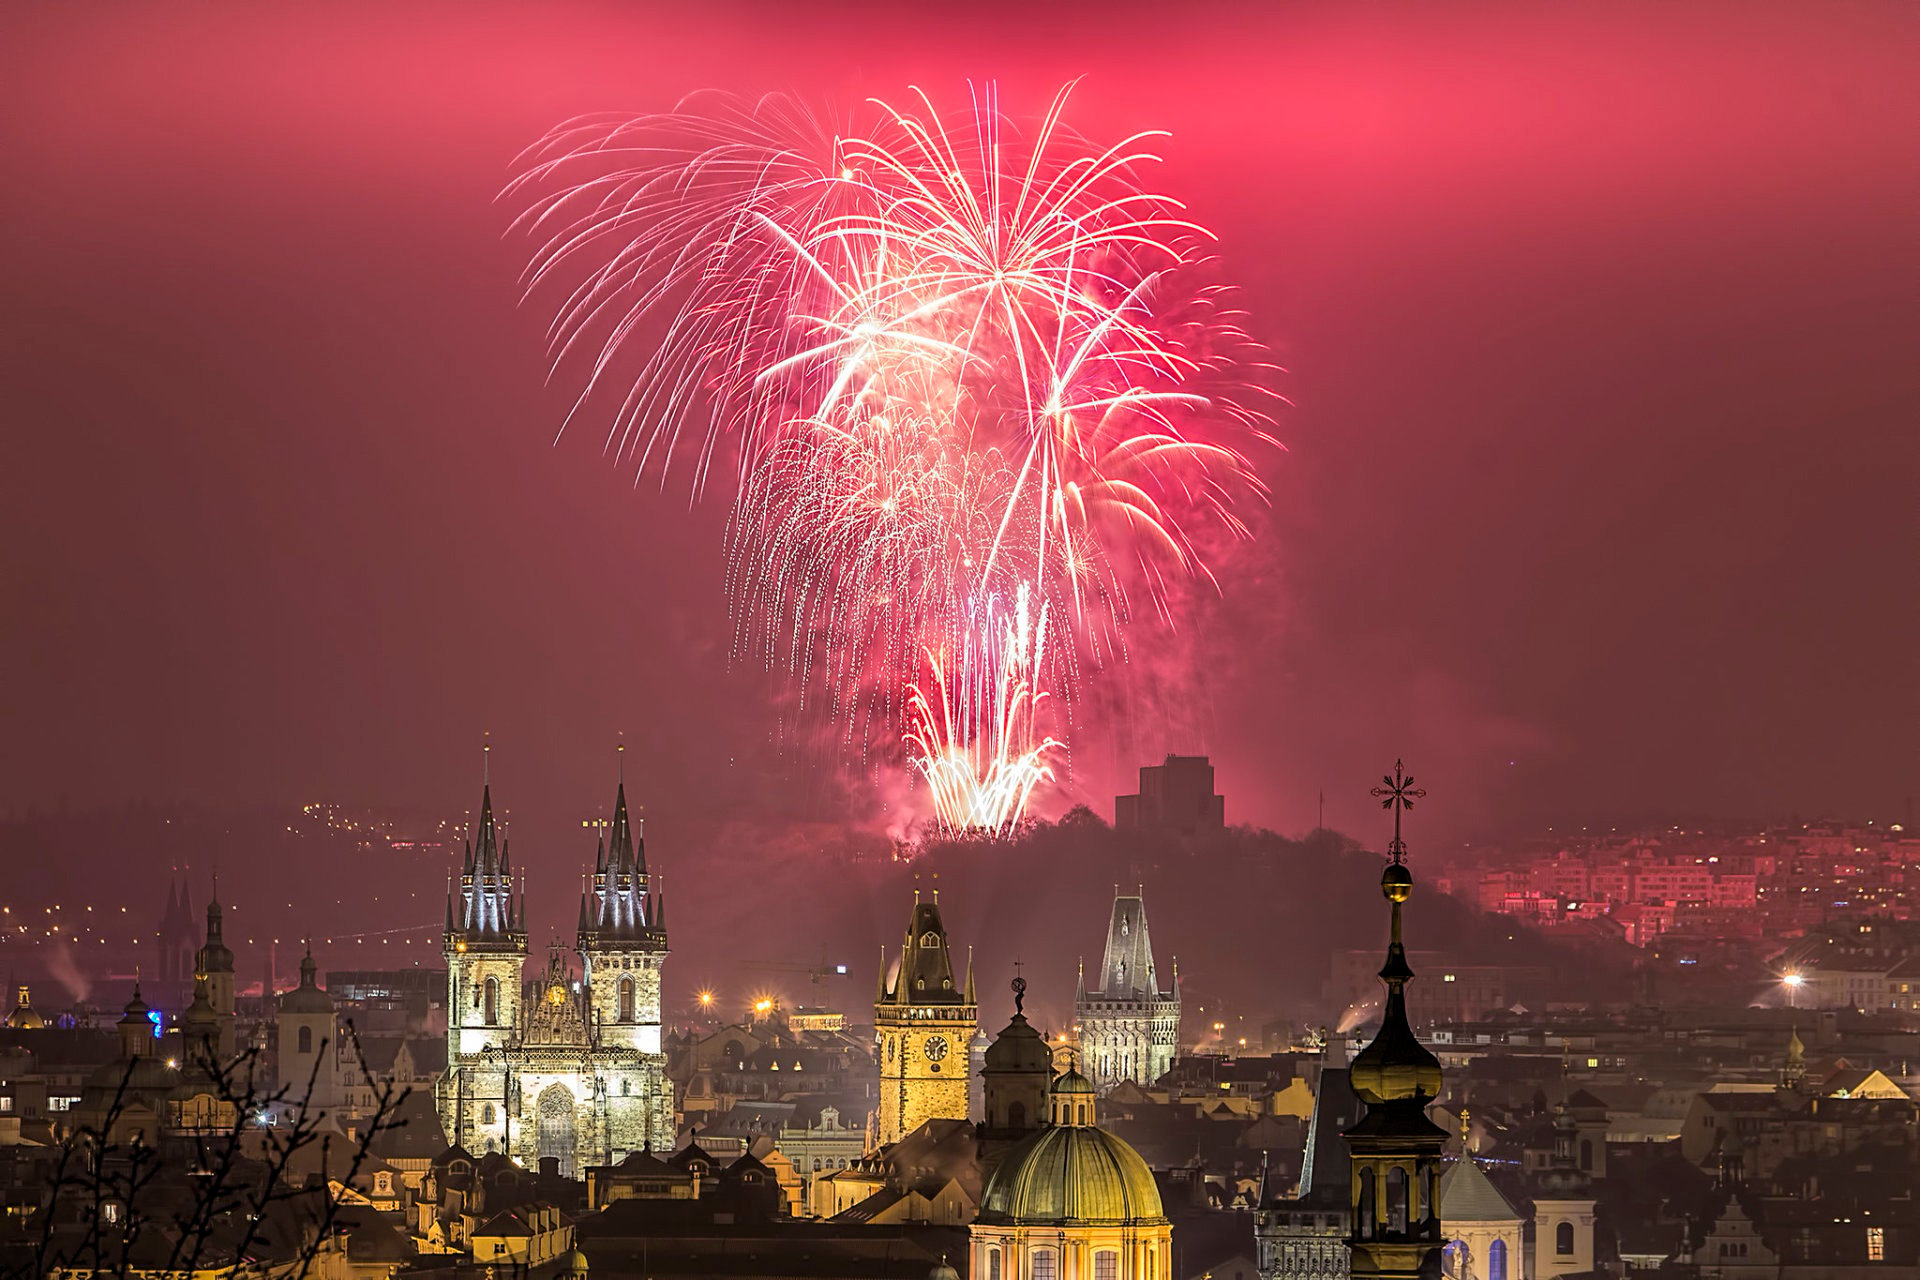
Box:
[978,1125,1166,1226]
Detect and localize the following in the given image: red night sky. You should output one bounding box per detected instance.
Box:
[4,3,1917,852]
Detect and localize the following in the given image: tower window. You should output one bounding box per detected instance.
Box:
[297,1026,312,1055]
[1490,1238,1508,1280]
[1557,1222,1574,1256]
[484,977,498,1025]
[483,1104,495,1124]
[1095,1250,1118,1280]
[1386,1167,1409,1234]
[619,976,635,1022]
[988,1250,1001,1280]
[1031,1249,1057,1280]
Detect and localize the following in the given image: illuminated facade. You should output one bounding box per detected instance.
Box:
[437,778,673,1174]
[1075,890,1180,1092]
[874,894,976,1148]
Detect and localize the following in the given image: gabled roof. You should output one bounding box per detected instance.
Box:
[370,1091,450,1160]
[1439,1155,1520,1223]
[474,1207,536,1237]
[615,1148,679,1176]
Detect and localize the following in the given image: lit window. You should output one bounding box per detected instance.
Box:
[1869,1228,1885,1261]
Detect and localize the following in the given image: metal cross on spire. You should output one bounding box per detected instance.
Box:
[1370,758,1427,864]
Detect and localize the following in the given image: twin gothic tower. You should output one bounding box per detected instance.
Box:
[437,772,673,1174]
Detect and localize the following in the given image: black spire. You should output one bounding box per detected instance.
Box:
[579,757,657,949]
[450,773,522,950]
[1343,759,1448,1280]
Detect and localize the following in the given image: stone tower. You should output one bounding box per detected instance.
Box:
[197,885,237,1059]
[1345,763,1449,1280]
[874,894,976,1147]
[443,781,528,1063]
[575,770,674,1153]
[577,777,666,1054]
[1075,888,1180,1091]
[277,948,338,1110]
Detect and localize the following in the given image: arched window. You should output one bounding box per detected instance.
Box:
[1386,1166,1409,1234]
[1077,1103,1088,1125]
[1095,1249,1119,1280]
[483,1104,495,1124]
[1031,1248,1058,1280]
[296,1026,312,1054]
[619,977,636,1022]
[1556,1222,1575,1256]
[1445,1240,1468,1280]
[484,977,498,1025]
[1357,1170,1376,1240]
[621,1078,631,1096]
[988,1248,1002,1280]
[1579,1138,1593,1171]
[1489,1238,1508,1280]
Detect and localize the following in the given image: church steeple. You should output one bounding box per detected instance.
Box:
[450,768,525,950]
[579,750,659,949]
[1345,759,1449,1280]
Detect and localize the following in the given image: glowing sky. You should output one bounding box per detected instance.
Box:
[3,2,1916,848]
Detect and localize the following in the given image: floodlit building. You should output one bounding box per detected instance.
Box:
[436,772,674,1173]
[874,893,977,1147]
[1075,889,1180,1093]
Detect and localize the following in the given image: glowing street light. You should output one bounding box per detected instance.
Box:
[1782,970,1805,1011]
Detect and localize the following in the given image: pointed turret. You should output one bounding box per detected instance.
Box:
[578,777,659,949]
[1092,891,1166,999]
[449,782,524,950]
[199,887,234,977]
[878,898,967,1005]
[1783,1024,1807,1092]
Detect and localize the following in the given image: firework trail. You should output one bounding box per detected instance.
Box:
[509,84,1274,832]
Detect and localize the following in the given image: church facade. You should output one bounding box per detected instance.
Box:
[1075,889,1180,1092]
[436,777,673,1174]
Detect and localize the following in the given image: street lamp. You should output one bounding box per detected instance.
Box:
[1782,971,1805,1011]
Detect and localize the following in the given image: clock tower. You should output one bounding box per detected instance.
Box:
[874,892,977,1148]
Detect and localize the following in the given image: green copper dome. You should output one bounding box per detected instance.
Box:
[978,1126,1167,1226]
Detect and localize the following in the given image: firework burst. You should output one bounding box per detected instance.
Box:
[509,84,1274,832]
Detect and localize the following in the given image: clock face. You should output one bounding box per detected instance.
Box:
[924,1035,950,1062]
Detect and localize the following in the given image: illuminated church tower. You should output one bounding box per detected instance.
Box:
[437,750,676,1169]
[575,761,674,1148]
[874,893,977,1147]
[1346,761,1449,1280]
[443,775,528,1063]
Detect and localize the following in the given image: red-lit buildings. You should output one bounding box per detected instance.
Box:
[1442,823,1920,950]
